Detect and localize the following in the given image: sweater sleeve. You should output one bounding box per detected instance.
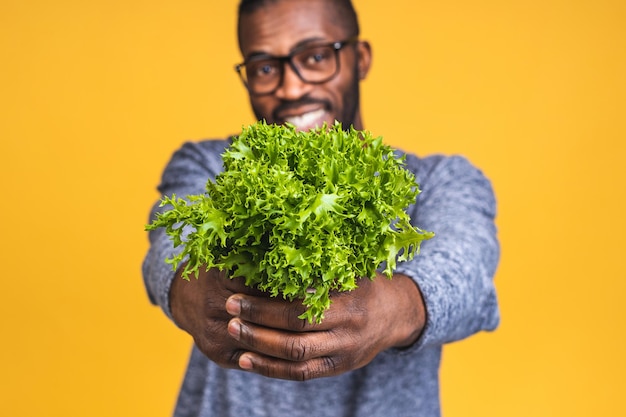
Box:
[142,140,229,321]
[394,154,500,350]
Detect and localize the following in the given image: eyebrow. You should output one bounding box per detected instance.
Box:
[244,36,328,61]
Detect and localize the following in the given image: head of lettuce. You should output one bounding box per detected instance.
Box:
[146,121,434,323]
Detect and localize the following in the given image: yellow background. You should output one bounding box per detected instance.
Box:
[1,0,624,415]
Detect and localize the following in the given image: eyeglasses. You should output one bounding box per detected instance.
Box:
[234,37,358,96]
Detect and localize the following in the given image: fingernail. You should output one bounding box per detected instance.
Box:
[239,353,253,370]
[225,296,241,315]
[227,319,241,341]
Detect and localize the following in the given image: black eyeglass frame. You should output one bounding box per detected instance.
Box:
[234,37,359,96]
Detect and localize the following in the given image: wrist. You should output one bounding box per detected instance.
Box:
[168,266,189,330]
[168,263,204,333]
[390,273,426,348]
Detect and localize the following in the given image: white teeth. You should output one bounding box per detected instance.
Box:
[284,109,326,129]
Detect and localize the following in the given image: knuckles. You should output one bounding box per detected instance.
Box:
[285,336,309,361]
[286,356,339,381]
[282,304,310,331]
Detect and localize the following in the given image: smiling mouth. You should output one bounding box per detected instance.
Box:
[283,109,327,130]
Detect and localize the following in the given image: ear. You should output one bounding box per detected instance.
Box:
[356,40,372,80]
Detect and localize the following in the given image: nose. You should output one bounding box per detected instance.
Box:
[274,63,312,100]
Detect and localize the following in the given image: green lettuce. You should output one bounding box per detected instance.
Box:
[146,121,434,322]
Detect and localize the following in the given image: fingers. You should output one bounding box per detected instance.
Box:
[225,294,323,331]
[236,351,343,381]
[176,267,362,381]
[221,275,267,296]
[227,317,341,361]
[222,292,353,381]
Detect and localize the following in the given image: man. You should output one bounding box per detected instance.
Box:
[143,0,500,416]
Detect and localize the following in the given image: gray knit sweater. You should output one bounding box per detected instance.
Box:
[142,138,500,417]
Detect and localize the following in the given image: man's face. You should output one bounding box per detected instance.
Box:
[238,0,371,131]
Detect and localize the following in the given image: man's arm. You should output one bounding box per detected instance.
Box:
[143,139,304,372]
[142,140,229,321]
[396,154,500,350]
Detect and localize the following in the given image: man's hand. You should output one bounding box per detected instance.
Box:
[169,265,264,370]
[224,273,426,381]
[170,265,426,381]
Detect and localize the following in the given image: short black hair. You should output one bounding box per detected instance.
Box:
[237,0,360,44]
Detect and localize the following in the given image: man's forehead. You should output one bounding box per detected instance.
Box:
[238,0,347,56]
